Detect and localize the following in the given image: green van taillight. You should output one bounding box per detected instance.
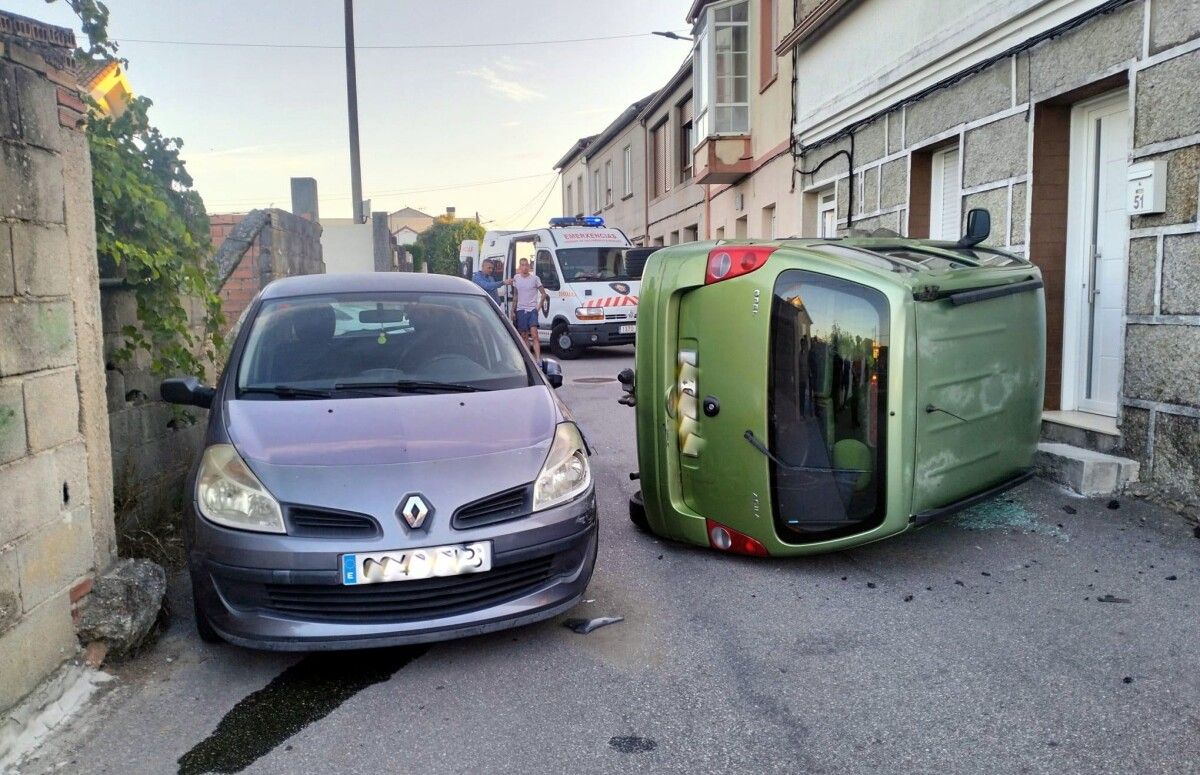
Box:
[705,246,776,284]
[706,519,769,556]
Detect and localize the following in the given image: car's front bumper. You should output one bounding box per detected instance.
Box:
[189,492,598,651]
[566,321,636,347]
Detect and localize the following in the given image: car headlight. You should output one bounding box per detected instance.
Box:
[533,422,592,511]
[196,444,285,533]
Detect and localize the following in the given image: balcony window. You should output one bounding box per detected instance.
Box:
[693,0,750,142]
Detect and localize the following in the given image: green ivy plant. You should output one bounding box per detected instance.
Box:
[52,0,225,380]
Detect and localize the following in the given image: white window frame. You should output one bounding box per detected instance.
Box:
[565,182,572,215]
[604,160,613,206]
[591,167,602,214]
[622,145,632,197]
[692,0,750,143]
[817,188,837,238]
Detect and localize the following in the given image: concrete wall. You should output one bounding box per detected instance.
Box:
[793,0,1200,502]
[0,16,115,713]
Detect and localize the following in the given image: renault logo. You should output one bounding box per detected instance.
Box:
[398,494,432,529]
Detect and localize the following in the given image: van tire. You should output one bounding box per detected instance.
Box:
[551,324,585,360]
[629,490,650,533]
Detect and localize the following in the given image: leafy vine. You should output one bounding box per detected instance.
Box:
[50,0,225,380]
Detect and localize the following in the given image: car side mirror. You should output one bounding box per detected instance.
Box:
[541,359,564,389]
[958,208,991,248]
[161,376,216,408]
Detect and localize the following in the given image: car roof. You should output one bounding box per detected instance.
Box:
[259,272,485,300]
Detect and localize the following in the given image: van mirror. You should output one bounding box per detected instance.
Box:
[541,359,564,389]
[161,376,216,409]
[958,208,991,248]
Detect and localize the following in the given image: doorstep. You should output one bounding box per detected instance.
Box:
[1041,410,1120,454]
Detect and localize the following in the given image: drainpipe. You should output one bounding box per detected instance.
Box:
[642,118,650,245]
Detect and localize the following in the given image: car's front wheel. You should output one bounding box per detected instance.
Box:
[551,324,585,360]
[192,585,224,644]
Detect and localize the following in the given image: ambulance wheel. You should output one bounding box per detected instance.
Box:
[629,491,650,534]
[551,324,585,360]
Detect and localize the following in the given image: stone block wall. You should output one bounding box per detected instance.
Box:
[797,0,1200,503]
[0,13,115,714]
[101,206,323,545]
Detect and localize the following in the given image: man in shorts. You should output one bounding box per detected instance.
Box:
[512,258,549,359]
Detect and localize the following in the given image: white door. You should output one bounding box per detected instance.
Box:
[928,146,961,240]
[1065,91,1129,417]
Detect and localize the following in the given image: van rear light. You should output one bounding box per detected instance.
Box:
[705,246,776,284]
[705,519,769,556]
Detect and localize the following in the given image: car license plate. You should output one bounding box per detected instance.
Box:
[619,324,636,334]
[340,542,492,585]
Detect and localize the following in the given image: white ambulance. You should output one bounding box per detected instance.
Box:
[463,217,641,359]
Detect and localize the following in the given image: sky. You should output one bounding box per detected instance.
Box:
[11,0,692,227]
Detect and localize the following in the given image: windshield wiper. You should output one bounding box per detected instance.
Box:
[332,380,483,394]
[241,385,333,399]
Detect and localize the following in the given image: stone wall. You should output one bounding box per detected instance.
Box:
[797,0,1200,503]
[102,207,323,545]
[0,13,115,714]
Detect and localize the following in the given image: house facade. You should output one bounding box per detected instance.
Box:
[552,0,1198,501]
[642,58,706,245]
[555,136,594,218]
[785,0,1200,501]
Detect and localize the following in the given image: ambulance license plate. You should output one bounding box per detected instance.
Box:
[340,542,492,585]
[619,324,636,334]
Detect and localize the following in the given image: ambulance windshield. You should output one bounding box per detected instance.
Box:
[556,247,637,282]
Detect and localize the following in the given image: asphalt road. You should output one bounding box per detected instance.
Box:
[21,347,1200,774]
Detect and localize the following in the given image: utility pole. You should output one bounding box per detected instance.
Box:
[344,0,364,223]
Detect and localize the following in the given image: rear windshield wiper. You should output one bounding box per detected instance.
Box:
[332,380,483,394]
[240,385,333,399]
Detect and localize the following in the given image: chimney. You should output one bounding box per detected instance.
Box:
[290,178,319,222]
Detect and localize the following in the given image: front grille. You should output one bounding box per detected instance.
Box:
[263,556,555,623]
[287,507,380,538]
[451,484,532,529]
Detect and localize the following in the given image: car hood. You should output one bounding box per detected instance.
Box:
[224,385,559,467]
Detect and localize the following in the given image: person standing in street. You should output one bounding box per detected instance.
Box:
[512,258,549,359]
[472,259,510,305]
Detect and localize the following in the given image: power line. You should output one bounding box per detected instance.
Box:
[498,175,558,225]
[520,178,559,230]
[204,171,556,208]
[113,31,690,51]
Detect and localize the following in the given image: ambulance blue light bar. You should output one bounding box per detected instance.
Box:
[550,216,606,228]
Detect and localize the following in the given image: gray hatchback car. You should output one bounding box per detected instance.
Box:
[161,273,598,650]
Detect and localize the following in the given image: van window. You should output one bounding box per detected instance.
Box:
[769,270,889,542]
[536,250,560,290]
[556,247,633,282]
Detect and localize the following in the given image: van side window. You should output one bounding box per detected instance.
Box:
[536,250,560,290]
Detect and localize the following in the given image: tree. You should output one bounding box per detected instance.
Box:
[414,216,485,276]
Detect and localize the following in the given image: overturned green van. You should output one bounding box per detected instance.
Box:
[624,213,1045,556]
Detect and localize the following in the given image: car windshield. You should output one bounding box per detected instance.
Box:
[555,247,636,281]
[236,292,532,397]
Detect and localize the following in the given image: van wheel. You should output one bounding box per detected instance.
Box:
[192,585,224,644]
[629,491,650,533]
[551,324,584,360]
